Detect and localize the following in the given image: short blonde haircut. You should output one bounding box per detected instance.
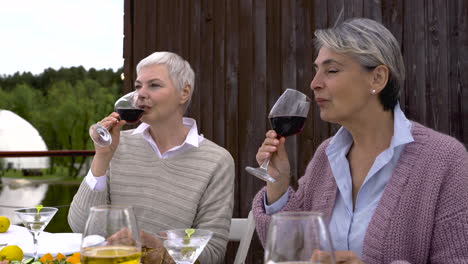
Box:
[136,51,195,112]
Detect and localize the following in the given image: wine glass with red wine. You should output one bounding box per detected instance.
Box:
[89,91,144,147]
[245,88,310,182]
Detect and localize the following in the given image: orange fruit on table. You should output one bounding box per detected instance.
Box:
[39,253,54,263]
[56,252,66,261]
[66,252,81,264]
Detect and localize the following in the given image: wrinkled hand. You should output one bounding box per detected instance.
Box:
[140,231,174,264]
[256,130,290,180]
[334,251,365,264]
[107,228,137,246]
[310,249,335,264]
[310,250,364,264]
[0,260,9,264]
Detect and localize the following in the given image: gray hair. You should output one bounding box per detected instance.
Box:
[314,18,405,111]
[136,51,195,111]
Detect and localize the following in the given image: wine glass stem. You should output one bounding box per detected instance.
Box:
[260,157,270,171]
[30,231,39,260]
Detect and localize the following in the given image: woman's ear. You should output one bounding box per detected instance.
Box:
[370,65,389,94]
[179,84,192,105]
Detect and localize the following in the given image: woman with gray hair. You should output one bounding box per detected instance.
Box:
[252,18,468,263]
[69,51,235,264]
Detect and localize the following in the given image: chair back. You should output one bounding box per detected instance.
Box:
[229,211,255,264]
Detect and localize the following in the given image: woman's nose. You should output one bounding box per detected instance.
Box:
[310,73,322,91]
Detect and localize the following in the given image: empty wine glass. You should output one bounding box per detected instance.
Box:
[245,88,310,182]
[156,229,212,264]
[14,207,58,260]
[89,91,144,147]
[265,211,336,264]
[80,205,141,264]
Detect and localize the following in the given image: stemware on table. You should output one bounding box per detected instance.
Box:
[14,207,58,260]
[245,88,310,183]
[80,205,141,264]
[265,211,336,264]
[156,229,212,264]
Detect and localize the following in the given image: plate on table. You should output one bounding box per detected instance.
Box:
[21,232,82,257]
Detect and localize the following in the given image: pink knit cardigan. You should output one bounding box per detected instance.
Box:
[252,122,468,263]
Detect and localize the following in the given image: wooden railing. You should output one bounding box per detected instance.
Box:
[0,150,95,157]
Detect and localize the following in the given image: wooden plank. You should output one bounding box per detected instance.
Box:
[344,0,364,19]
[363,0,382,22]
[133,0,147,64]
[186,0,202,123]
[382,0,405,108]
[179,0,191,59]
[448,0,468,146]
[237,0,255,216]
[213,0,226,146]
[402,0,427,124]
[123,0,134,93]
[146,0,157,52]
[425,0,449,133]
[225,0,239,218]
[198,0,214,140]
[266,0,282,110]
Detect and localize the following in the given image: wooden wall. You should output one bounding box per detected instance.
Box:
[123,0,468,263]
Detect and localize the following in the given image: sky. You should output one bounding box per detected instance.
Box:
[0,0,124,76]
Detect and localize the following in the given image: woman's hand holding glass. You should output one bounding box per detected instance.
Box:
[94,113,126,152]
[257,130,291,203]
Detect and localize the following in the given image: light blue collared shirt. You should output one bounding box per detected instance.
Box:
[265,104,414,257]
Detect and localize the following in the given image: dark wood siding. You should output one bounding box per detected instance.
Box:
[123,1,468,263]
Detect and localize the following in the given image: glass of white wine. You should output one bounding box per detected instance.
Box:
[80,205,141,264]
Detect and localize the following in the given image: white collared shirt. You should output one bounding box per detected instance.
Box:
[85,117,204,191]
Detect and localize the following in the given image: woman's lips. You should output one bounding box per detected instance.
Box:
[315,97,329,106]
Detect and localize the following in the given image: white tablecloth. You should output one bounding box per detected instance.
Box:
[0,225,81,256]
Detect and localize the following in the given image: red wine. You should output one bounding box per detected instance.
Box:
[269,116,306,137]
[116,108,144,123]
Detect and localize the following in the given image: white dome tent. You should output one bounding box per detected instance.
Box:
[0,110,49,170]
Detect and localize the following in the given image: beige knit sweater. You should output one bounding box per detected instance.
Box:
[68,129,235,263]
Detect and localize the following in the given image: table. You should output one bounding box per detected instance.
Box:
[0,225,81,257]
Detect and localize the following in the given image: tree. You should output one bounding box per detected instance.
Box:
[0,67,122,178]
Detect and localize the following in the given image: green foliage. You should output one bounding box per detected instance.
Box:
[0,67,122,177]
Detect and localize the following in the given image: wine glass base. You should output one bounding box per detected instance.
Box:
[245,166,276,183]
[89,124,112,147]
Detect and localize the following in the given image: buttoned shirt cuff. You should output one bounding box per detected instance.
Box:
[264,190,289,215]
[85,169,107,191]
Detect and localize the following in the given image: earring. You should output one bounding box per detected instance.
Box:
[371,89,376,94]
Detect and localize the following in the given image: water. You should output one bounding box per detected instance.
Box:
[0,179,80,233]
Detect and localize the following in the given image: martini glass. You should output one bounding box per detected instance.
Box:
[89,91,144,147]
[156,229,212,264]
[14,207,58,260]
